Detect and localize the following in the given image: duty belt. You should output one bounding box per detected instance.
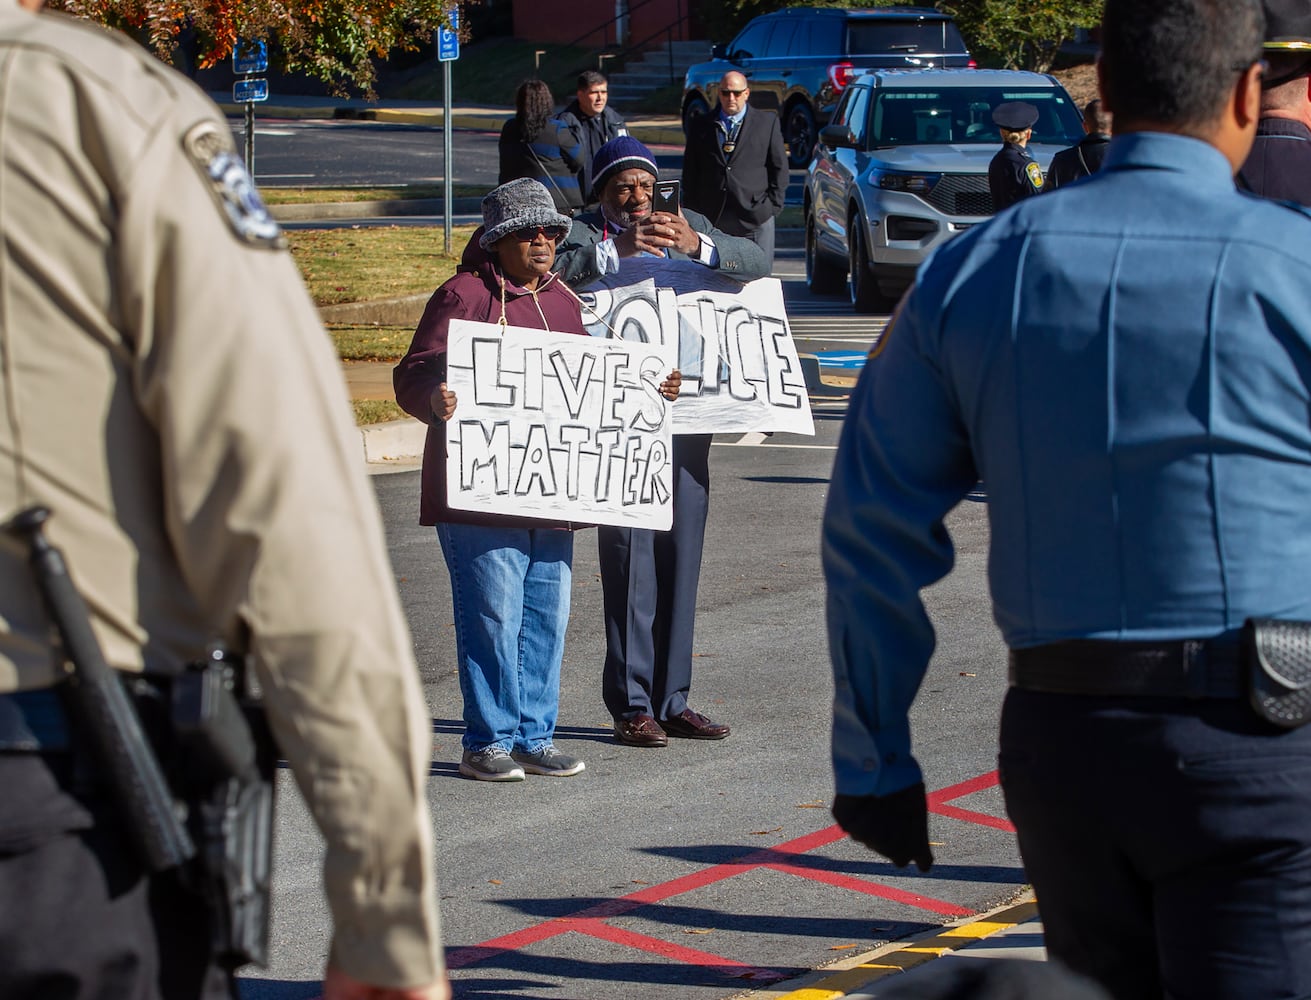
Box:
[1009,638,1244,699]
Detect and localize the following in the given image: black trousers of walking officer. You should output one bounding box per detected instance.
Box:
[999,687,1311,1000]
[600,433,711,723]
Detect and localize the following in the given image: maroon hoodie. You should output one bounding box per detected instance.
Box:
[393,232,587,526]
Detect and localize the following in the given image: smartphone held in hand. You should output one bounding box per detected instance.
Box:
[653,179,681,215]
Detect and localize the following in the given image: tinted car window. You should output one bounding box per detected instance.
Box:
[767,18,798,58]
[846,20,966,57]
[730,20,772,60]
[869,86,1082,147]
[829,85,860,129]
[776,19,807,57]
[846,86,873,146]
[810,17,844,53]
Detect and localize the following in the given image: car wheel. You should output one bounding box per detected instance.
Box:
[785,103,817,168]
[848,217,884,314]
[682,94,711,136]
[806,212,846,295]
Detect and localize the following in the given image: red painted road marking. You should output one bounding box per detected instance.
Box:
[765,862,971,916]
[303,770,1013,996]
[926,770,1016,833]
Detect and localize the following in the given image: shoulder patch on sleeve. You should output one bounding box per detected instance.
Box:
[182,122,286,249]
[1025,160,1045,190]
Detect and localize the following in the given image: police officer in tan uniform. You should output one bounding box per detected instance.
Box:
[0,2,448,998]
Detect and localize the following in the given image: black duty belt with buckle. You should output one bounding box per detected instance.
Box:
[1009,638,1244,699]
[0,688,71,750]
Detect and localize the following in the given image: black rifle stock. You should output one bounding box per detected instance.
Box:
[7,505,195,871]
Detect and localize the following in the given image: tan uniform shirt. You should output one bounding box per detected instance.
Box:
[0,6,443,988]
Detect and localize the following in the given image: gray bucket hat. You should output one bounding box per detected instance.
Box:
[479,178,573,250]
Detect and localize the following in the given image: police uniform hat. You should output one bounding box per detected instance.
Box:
[1264,0,1311,49]
[1261,1,1311,87]
[991,101,1039,131]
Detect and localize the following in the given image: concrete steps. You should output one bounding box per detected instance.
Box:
[607,39,712,108]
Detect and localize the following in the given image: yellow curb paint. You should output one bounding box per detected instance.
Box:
[770,898,1037,1000]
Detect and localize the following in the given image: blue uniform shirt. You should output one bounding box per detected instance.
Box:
[823,132,1311,796]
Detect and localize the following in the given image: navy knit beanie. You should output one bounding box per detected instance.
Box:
[590,136,659,199]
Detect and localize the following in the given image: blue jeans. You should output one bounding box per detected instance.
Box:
[436,523,573,752]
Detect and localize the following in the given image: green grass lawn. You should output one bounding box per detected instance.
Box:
[287,224,478,305]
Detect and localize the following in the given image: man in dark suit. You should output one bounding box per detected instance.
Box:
[1046,99,1112,191]
[681,71,787,266]
[554,137,769,748]
[1238,0,1311,204]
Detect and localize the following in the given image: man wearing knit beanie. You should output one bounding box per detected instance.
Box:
[554,137,770,751]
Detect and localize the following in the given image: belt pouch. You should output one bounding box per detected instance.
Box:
[1244,618,1311,728]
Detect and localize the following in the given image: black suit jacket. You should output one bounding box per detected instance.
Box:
[681,105,786,236]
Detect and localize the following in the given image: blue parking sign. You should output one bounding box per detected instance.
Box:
[438,8,459,61]
[233,39,268,75]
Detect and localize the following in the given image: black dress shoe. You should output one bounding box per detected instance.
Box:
[614,713,668,747]
[661,708,730,740]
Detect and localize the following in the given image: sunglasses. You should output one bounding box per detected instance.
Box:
[721,88,748,97]
[512,224,569,242]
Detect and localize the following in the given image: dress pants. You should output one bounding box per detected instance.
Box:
[600,433,712,722]
[999,686,1311,1000]
[0,751,234,1000]
[743,216,775,270]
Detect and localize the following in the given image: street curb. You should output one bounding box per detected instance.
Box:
[321,292,432,327]
[359,417,426,464]
[733,896,1038,1000]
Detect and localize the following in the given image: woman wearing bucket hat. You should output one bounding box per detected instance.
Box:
[394,179,679,782]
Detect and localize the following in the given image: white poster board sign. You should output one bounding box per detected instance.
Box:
[576,263,815,436]
[444,319,677,530]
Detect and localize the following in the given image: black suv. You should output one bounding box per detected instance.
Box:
[682,6,974,167]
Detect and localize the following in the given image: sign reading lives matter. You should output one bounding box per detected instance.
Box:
[444,319,677,530]
[576,265,815,436]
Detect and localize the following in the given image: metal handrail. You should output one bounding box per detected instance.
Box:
[536,0,696,91]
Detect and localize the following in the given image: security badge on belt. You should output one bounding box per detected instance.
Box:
[183,122,286,249]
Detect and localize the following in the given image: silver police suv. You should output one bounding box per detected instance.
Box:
[804,69,1083,311]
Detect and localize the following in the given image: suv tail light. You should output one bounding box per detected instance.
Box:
[828,61,857,92]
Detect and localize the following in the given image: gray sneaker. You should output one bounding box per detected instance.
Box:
[460,746,525,782]
[511,744,585,777]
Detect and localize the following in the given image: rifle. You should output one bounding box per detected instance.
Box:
[8,505,274,968]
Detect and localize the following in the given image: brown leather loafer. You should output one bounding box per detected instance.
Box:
[661,708,730,740]
[614,713,668,747]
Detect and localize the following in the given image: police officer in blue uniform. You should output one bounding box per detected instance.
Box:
[986,101,1044,210]
[1238,0,1311,203]
[823,1,1311,998]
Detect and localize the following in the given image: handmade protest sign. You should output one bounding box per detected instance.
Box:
[575,263,815,435]
[444,319,677,530]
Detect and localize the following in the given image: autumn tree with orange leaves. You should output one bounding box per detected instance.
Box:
[45,0,465,96]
